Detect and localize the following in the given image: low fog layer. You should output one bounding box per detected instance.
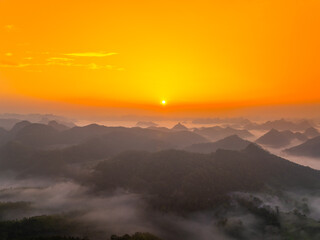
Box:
[0,177,319,240]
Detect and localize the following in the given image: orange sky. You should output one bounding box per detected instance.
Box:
[1,0,320,117]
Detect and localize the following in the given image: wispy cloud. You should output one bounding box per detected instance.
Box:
[0,60,30,68]
[0,51,122,70]
[0,60,123,71]
[88,63,113,70]
[47,57,74,62]
[63,52,118,57]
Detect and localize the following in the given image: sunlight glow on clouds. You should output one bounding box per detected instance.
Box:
[47,57,74,62]
[0,51,123,71]
[0,60,121,71]
[63,52,118,57]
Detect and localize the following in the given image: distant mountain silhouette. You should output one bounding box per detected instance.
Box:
[192,117,251,125]
[60,124,125,144]
[48,120,70,131]
[185,135,251,153]
[14,123,60,148]
[10,121,32,134]
[0,121,32,145]
[0,122,207,158]
[0,126,208,175]
[255,129,307,148]
[0,121,69,148]
[285,136,320,158]
[193,126,253,141]
[147,126,171,132]
[0,118,21,130]
[61,128,207,162]
[61,131,172,162]
[0,127,7,137]
[158,130,206,147]
[0,127,8,145]
[39,116,76,128]
[171,122,188,131]
[303,127,320,139]
[92,144,320,212]
[0,113,76,128]
[136,121,158,128]
[62,125,205,147]
[245,119,314,131]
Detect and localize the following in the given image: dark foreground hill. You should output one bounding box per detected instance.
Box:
[285,136,320,158]
[91,144,320,212]
[0,214,161,240]
[184,135,251,153]
[0,141,67,177]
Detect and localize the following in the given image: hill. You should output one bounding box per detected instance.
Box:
[193,126,253,141]
[255,129,307,148]
[192,117,251,125]
[0,118,21,130]
[304,127,320,139]
[184,135,250,153]
[0,122,206,150]
[0,141,66,177]
[0,125,208,173]
[13,123,60,149]
[48,120,70,131]
[61,130,172,162]
[59,124,202,146]
[136,121,158,128]
[61,128,207,162]
[0,127,7,137]
[171,122,188,131]
[0,121,32,146]
[245,119,314,131]
[91,144,320,212]
[285,136,320,158]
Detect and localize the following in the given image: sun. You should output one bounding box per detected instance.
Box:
[161,100,166,105]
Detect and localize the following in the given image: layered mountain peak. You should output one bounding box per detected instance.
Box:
[304,127,320,138]
[48,120,70,131]
[171,122,188,131]
[255,129,306,148]
[185,134,250,153]
[10,120,32,133]
[243,143,268,155]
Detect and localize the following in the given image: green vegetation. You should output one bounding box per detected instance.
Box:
[110,232,162,240]
[0,214,164,240]
[0,215,79,240]
[92,146,320,213]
